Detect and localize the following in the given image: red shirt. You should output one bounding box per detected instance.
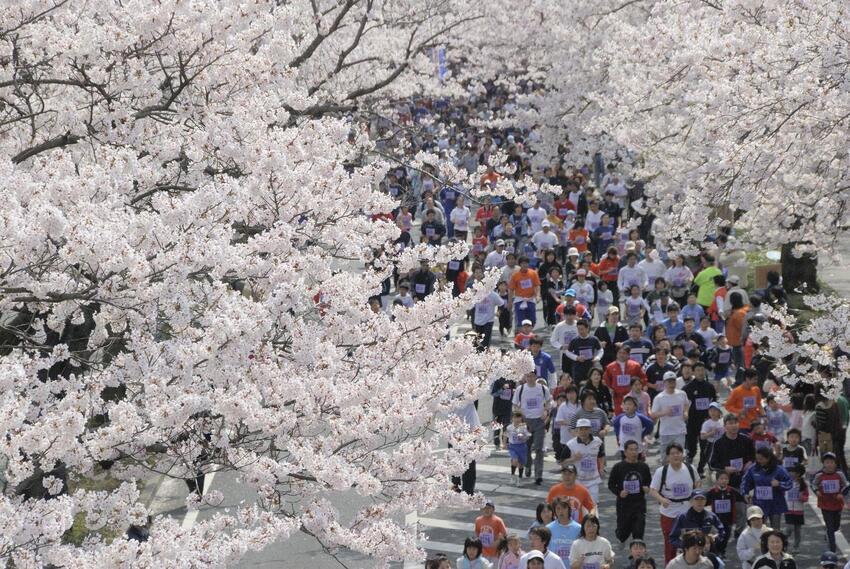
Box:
[554,198,577,219]
[814,471,848,511]
[604,359,647,413]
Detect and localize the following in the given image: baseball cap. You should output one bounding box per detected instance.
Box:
[607,306,620,314]
[495,239,506,246]
[746,505,764,520]
[576,418,592,428]
[542,220,551,228]
[567,247,579,257]
[564,289,576,297]
[560,464,577,473]
[576,269,587,276]
[484,499,495,508]
[565,210,576,217]
[526,550,545,562]
[708,402,723,411]
[521,319,532,326]
[821,551,839,565]
[822,452,837,461]
[691,489,707,500]
[727,274,740,284]
[663,371,677,382]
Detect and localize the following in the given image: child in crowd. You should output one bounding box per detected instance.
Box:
[763,395,790,442]
[507,412,531,485]
[784,464,808,553]
[781,428,808,472]
[706,470,744,557]
[813,452,850,553]
[514,319,535,350]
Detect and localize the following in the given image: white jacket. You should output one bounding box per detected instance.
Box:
[737,525,771,569]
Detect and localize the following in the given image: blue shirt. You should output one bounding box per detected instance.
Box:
[534,351,556,385]
[547,519,581,563]
[662,318,685,339]
[680,303,706,323]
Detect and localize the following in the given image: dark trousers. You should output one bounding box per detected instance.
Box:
[448,441,476,495]
[615,502,646,543]
[473,321,494,349]
[824,509,842,552]
[686,425,709,471]
[714,522,731,555]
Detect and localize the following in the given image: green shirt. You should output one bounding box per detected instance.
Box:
[838,395,849,428]
[694,266,722,306]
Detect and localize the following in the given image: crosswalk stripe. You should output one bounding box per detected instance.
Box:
[476,463,561,480]
[476,481,550,499]
[419,539,464,553]
[418,517,525,536]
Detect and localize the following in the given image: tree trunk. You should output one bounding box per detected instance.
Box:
[781,242,819,293]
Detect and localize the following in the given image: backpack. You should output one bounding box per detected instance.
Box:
[659,462,696,492]
[516,381,550,409]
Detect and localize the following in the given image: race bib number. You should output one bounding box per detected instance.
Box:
[448,261,459,270]
[718,352,730,364]
[672,483,690,498]
[479,528,493,546]
[673,278,684,287]
[624,479,641,494]
[575,236,585,244]
[696,398,710,411]
[621,423,636,437]
[473,243,483,253]
[823,479,840,494]
[713,499,731,514]
[743,397,756,409]
[669,405,682,417]
[783,457,798,468]
[579,348,593,359]
[389,186,399,196]
[500,388,512,401]
[415,284,426,294]
[520,278,532,289]
[755,439,771,450]
[526,397,540,410]
[444,190,455,200]
[559,208,570,216]
[591,419,601,432]
[557,546,570,560]
[580,457,596,473]
[786,488,800,502]
[729,458,743,471]
[617,374,631,387]
[602,231,612,240]
[755,486,773,500]
[425,228,435,237]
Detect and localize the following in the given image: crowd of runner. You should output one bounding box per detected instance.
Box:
[367,87,850,569]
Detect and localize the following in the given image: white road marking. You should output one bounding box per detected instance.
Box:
[181,472,217,530]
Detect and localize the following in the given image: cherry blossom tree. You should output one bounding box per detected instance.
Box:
[0,1,529,566]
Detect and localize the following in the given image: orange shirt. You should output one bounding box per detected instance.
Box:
[725,384,763,429]
[475,514,507,557]
[594,256,620,282]
[509,268,541,299]
[726,306,750,346]
[568,229,590,252]
[514,332,535,349]
[546,482,595,523]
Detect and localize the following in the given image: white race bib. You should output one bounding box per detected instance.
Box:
[617,374,631,387]
[624,479,641,494]
[415,284,426,294]
[696,398,710,411]
[713,499,731,514]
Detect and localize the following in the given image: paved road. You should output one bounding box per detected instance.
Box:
[414,314,850,568]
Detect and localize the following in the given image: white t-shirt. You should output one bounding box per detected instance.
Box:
[700,418,724,443]
[651,390,689,435]
[571,281,595,305]
[556,402,580,442]
[484,250,506,268]
[565,436,603,484]
[697,327,718,347]
[638,258,667,281]
[650,463,699,518]
[450,206,470,231]
[585,210,604,232]
[507,424,531,445]
[518,550,566,569]
[527,207,548,233]
[568,536,614,569]
[473,291,505,326]
[551,321,579,351]
[616,413,646,451]
[532,229,559,252]
[513,383,549,420]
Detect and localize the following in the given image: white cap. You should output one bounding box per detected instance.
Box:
[526,550,545,562]
[576,418,592,428]
[568,247,579,257]
[521,319,532,326]
[625,241,636,251]
[727,274,740,285]
[542,220,551,228]
[495,239,506,246]
[663,371,678,381]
